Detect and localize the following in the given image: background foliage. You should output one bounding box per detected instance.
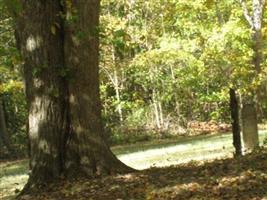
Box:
[1,0,267,153]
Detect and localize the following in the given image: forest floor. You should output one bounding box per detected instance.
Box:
[1,132,267,200]
[11,149,267,200]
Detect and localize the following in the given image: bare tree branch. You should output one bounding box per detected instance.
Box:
[252,0,266,30]
[101,66,116,86]
[239,0,254,28]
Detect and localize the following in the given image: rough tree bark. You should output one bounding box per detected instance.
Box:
[13,0,133,192]
[229,89,242,156]
[15,0,68,186]
[64,0,132,177]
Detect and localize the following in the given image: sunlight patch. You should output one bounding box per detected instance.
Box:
[0,174,28,199]
[29,97,42,139]
[38,140,50,154]
[26,36,42,52]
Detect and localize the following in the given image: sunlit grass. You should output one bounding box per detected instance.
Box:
[0,160,29,200]
[116,131,267,169]
[0,131,267,199]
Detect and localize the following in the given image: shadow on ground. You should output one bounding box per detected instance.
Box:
[16,149,267,200]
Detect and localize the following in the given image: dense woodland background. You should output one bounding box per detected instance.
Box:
[1,0,267,157]
[0,0,267,199]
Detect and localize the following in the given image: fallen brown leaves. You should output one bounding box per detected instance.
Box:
[188,121,231,135]
[19,149,267,200]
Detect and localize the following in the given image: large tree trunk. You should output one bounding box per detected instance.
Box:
[15,0,68,186]
[64,0,132,177]
[14,0,132,191]
[229,89,242,156]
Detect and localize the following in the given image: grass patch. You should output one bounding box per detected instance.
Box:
[14,149,267,200]
[114,131,267,169]
[0,160,29,200]
[112,133,227,155]
[1,131,267,199]
[112,131,267,155]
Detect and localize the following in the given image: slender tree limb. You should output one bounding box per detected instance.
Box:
[102,67,116,86]
[239,0,254,28]
[252,0,266,30]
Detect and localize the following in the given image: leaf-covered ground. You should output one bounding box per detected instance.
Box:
[17,149,267,200]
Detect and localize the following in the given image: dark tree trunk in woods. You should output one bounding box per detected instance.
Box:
[0,97,12,154]
[229,89,242,156]
[64,0,132,177]
[215,3,242,156]
[15,0,68,186]
[13,0,133,192]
